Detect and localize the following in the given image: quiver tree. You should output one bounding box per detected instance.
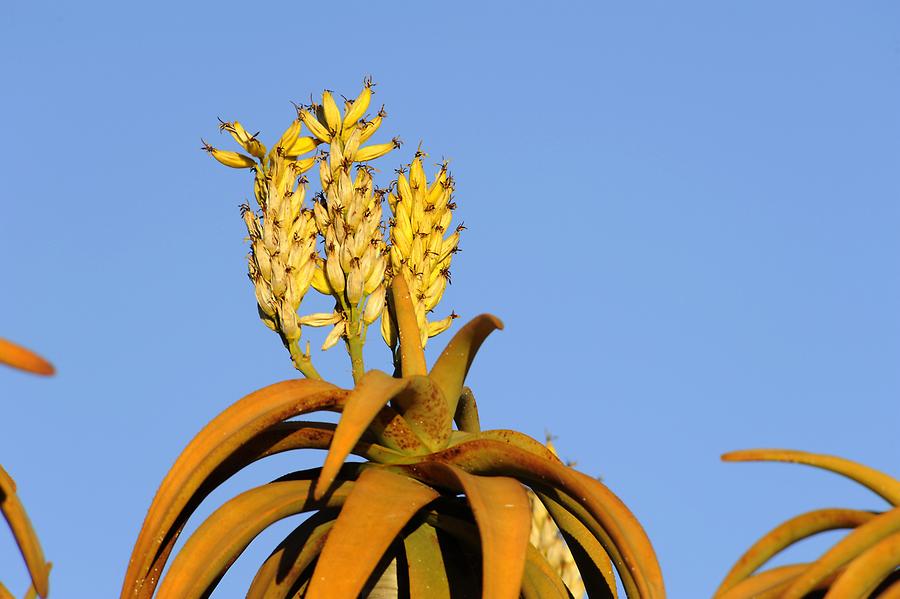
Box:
[121,80,666,599]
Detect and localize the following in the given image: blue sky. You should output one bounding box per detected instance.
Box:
[2,1,899,596]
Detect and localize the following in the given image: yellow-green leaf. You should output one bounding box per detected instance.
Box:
[521,542,571,599]
[403,520,451,599]
[306,468,439,599]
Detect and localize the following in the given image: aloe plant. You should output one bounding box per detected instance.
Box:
[120,80,665,598]
[1,339,53,599]
[715,449,900,598]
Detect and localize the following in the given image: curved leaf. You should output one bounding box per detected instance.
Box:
[825,529,900,599]
[0,583,12,599]
[781,506,900,599]
[246,511,336,599]
[121,379,347,599]
[453,386,480,433]
[537,491,617,599]
[723,449,900,505]
[314,371,408,499]
[429,314,503,417]
[521,542,572,599]
[426,464,531,599]
[403,520,451,599]
[714,508,875,596]
[717,564,806,599]
[156,476,354,598]
[390,274,427,377]
[0,338,53,376]
[0,466,48,598]
[403,439,665,599]
[306,467,440,599]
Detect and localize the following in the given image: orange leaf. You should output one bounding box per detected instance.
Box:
[404,439,665,599]
[714,508,874,596]
[429,314,502,416]
[723,449,900,505]
[427,465,531,599]
[246,511,336,599]
[716,564,807,599]
[0,338,53,376]
[121,379,346,599]
[306,467,440,599]
[0,466,49,598]
[314,371,407,499]
[781,506,900,599]
[817,529,900,599]
[521,543,572,599]
[156,476,354,598]
[390,275,427,377]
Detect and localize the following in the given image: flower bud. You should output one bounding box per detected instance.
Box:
[363,285,386,324]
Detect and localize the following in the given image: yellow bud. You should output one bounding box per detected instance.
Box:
[359,107,384,143]
[396,173,413,203]
[204,142,256,168]
[354,137,401,162]
[346,264,364,305]
[299,312,341,327]
[311,266,333,295]
[321,91,343,134]
[363,285,386,324]
[326,253,345,294]
[293,156,317,173]
[380,305,397,348]
[322,321,346,350]
[409,157,426,192]
[285,136,319,158]
[279,301,301,343]
[364,255,386,294]
[273,119,302,154]
[300,109,331,143]
[426,314,455,338]
[437,232,459,263]
[342,80,372,129]
[254,282,277,318]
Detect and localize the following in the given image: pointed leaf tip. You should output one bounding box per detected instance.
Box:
[430,314,503,416]
[0,339,54,376]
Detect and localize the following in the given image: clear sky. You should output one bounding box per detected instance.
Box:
[2,1,899,596]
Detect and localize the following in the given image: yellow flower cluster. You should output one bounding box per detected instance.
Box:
[205,78,462,379]
[385,151,461,349]
[204,116,322,373]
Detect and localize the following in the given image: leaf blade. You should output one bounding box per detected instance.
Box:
[306,467,439,599]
